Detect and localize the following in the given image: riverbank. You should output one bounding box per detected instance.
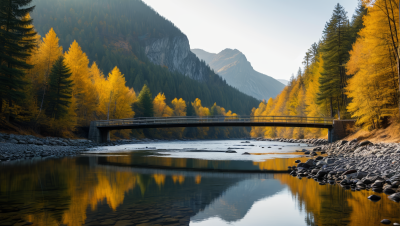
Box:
[0,133,147,162]
[288,139,400,209]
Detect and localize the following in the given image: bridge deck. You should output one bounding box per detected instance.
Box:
[94,116,334,130]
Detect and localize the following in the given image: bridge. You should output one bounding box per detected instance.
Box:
[88,116,354,143]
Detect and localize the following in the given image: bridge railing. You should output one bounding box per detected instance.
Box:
[94,116,334,127]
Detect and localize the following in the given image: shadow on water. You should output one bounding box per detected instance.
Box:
[0,152,400,226]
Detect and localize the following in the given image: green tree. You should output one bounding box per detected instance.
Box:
[45,56,73,119]
[317,3,351,118]
[135,84,153,117]
[350,0,368,44]
[0,0,36,117]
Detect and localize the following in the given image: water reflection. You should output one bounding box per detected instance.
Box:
[0,153,399,226]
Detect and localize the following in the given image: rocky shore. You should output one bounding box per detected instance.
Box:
[288,139,400,218]
[256,137,329,146]
[0,133,143,162]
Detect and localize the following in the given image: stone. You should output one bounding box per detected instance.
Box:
[10,139,18,144]
[295,160,301,163]
[380,219,391,224]
[225,150,237,153]
[316,161,327,166]
[388,193,400,202]
[342,170,357,176]
[359,140,372,146]
[383,188,396,194]
[356,171,368,179]
[367,195,381,201]
[305,159,315,166]
[297,163,310,169]
[242,152,250,155]
[304,151,310,154]
[310,152,318,156]
[315,156,323,161]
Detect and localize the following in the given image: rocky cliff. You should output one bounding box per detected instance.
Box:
[144,36,208,81]
[192,48,285,101]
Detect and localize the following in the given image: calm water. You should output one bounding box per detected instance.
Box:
[1,140,400,226]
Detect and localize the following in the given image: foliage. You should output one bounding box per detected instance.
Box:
[44,56,73,119]
[0,0,36,118]
[346,0,399,129]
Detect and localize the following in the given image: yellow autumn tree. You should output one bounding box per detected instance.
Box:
[346,0,399,129]
[64,40,97,126]
[153,93,173,117]
[171,98,186,116]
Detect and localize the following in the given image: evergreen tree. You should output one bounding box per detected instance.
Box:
[317,3,351,118]
[0,0,36,116]
[136,84,153,117]
[350,0,368,44]
[45,56,73,119]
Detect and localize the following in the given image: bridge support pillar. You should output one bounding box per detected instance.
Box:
[329,120,356,143]
[88,122,110,143]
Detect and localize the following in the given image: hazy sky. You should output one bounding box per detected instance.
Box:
[142,0,359,81]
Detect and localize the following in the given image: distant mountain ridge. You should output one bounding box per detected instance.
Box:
[192,49,285,101]
[278,79,289,85]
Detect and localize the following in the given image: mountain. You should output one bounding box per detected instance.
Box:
[277,79,289,85]
[30,0,259,115]
[192,49,285,101]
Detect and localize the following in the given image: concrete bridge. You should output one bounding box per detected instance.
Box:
[88,116,355,143]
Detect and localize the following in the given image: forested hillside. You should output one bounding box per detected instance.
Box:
[251,1,399,139]
[29,0,259,115]
[0,0,255,139]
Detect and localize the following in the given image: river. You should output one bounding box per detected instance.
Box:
[1,140,399,226]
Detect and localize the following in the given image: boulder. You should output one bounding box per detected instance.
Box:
[383,188,396,195]
[388,193,400,202]
[356,171,368,179]
[359,140,371,146]
[297,163,310,169]
[305,159,315,166]
[368,195,381,201]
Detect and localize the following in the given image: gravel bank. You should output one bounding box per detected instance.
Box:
[288,139,400,205]
[0,133,145,162]
[255,137,329,146]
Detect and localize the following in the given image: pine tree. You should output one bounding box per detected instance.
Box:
[350,0,368,44]
[317,3,351,118]
[0,0,36,117]
[136,84,153,117]
[45,56,73,119]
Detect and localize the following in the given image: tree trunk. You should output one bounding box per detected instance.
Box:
[337,97,341,120]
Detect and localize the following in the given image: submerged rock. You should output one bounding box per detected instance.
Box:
[380,219,391,224]
[367,195,381,201]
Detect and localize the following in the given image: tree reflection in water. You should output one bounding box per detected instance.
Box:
[0,154,399,226]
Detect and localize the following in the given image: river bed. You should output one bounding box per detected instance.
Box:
[1,140,399,226]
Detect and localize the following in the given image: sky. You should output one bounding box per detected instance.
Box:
[142,0,360,81]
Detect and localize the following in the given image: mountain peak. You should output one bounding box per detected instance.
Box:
[192,48,285,101]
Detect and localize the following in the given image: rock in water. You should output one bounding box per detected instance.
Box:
[380,219,391,224]
[242,152,250,155]
[388,193,400,202]
[367,195,381,201]
[295,160,301,163]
